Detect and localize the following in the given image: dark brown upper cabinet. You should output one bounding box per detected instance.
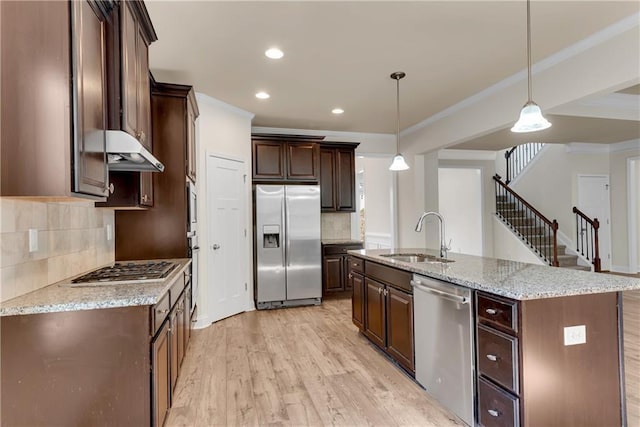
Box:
[251,135,323,183]
[0,0,112,200]
[98,0,158,208]
[319,143,359,212]
[115,83,199,261]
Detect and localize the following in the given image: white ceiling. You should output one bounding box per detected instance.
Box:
[146,1,640,136]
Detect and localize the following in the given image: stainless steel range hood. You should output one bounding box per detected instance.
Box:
[106,130,164,172]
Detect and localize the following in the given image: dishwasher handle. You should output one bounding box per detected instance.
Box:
[410,279,469,305]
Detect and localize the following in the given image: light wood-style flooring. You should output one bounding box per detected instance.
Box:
[167,299,463,426]
[168,295,640,427]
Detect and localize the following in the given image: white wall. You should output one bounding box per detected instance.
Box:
[195,93,254,328]
[438,168,483,256]
[361,157,393,248]
[636,159,640,267]
[493,218,546,265]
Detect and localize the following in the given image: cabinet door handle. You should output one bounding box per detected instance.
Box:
[383,289,388,296]
[158,309,169,314]
[485,308,499,315]
[348,273,353,279]
[486,354,498,362]
[487,409,500,417]
[377,287,382,294]
[142,194,148,202]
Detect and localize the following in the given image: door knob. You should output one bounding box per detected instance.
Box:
[212,244,221,250]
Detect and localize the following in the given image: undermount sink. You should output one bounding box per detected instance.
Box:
[380,253,455,264]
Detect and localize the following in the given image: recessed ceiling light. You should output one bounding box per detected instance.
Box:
[255,92,270,99]
[332,108,344,115]
[265,48,284,59]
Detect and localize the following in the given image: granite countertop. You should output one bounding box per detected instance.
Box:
[0,258,191,317]
[347,248,640,300]
[322,239,364,245]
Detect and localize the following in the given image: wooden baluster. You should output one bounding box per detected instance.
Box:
[593,218,601,272]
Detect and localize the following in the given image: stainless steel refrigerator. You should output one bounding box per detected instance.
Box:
[255,184,321,309]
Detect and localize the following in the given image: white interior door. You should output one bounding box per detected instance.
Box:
[578,175,611,271]
[207,155,248,322]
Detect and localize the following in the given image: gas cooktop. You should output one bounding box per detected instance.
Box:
[71,261,177,284]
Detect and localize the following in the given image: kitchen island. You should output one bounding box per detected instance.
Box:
[348,248,640,427]
[0,259,193,427]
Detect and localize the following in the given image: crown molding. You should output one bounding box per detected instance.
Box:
[565,139,640,154]
[251,126,394,143]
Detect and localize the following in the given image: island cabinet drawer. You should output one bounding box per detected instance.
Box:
[364,261,412,293]
[347,256,363,274]
[478,324,519,394]
[152,292,171,335]
[478,377,520,427]
[477,292,518,334]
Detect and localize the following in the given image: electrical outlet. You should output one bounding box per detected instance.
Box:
[564,325,586,346]
[28,229,38,252]
[106,224,113,241]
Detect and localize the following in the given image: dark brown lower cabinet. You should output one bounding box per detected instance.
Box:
[322,243,364,296]
[350,272,364,330]
[352,257,415,375]
[476,291,621,427]
[169,302,180,395]
[1,306,151,426]
[323,255,344,293]
[152,319,171,427]
[364,278,386,348]
[385,287,414,373]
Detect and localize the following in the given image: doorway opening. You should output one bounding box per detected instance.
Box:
[438,167,483,256]
[628,157,640,274]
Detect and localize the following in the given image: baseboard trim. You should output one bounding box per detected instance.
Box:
[611,265,634,274]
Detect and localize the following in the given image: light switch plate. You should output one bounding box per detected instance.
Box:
[106,224,113,241]
[28,229,38,252]
[564,325,586,346]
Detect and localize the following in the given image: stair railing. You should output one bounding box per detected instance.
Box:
[504,142,545,185]
[494,174,559,266]
[572,207,601,272]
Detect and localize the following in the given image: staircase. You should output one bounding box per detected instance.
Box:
[496,194,591,271]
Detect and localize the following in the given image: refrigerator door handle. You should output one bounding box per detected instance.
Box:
[281,197,286,267]
[286,196,291,267]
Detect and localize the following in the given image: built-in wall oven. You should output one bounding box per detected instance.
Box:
[187,181,198,314]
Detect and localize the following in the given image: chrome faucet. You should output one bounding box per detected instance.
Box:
[415,211,450,259]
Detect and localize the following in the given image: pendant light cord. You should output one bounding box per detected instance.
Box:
[396,77,400,153]
[527,0,532,103]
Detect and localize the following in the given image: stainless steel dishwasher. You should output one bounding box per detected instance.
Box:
[411,274,475,426]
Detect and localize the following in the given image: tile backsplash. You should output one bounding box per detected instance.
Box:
[0,199,115,302]
[321,212,352,240]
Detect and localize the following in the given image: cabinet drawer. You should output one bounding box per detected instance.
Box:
[169,273,186,307]
[347,256,364,273]
[478,377,520,427]
[152,292,171,335]
[478,324,519,394]
[477,293,518,334]
[365,261,412,293]
[323,244,363,255]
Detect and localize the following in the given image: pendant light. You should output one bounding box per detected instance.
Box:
[389,72,410,171]
[511,0,551,133]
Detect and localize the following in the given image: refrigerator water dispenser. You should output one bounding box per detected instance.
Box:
[263,225,280,248]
